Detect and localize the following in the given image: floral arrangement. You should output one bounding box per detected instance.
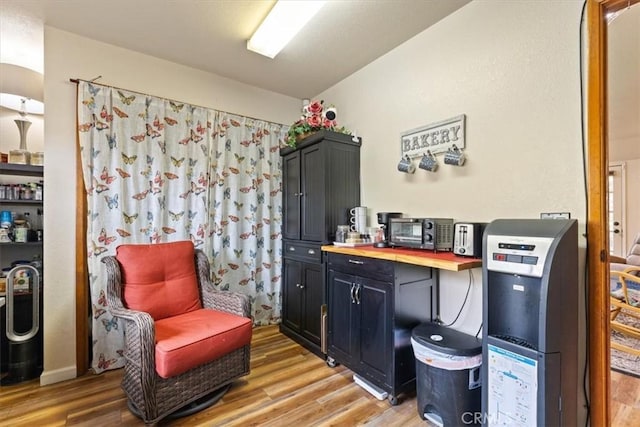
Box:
[286,99,350,147]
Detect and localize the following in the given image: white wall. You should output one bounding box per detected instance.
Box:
[616,158,640,250]
[41,27,300,385]
[625,159,640,248]
[608,4,639,152]
[320,0,586,332]
[319,1,587,421]
[609,4,640,252]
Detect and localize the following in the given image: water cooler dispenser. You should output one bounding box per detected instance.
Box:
[482,219,578,426]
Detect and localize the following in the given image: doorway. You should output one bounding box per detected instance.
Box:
[586,0,640,425]
[607,163,625,257]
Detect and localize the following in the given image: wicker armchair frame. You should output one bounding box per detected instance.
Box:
[102,249,251,424]
[610,266,640,357]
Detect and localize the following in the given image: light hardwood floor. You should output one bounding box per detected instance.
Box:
[0,325,639,426]
[611,369,640,427]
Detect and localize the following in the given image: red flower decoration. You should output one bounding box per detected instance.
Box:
[286,99,350,147]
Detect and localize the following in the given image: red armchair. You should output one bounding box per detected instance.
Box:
[102,241,252,424]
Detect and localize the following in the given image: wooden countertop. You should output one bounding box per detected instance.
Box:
[321,245,482,271]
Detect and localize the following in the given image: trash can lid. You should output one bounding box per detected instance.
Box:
[412,322,481,356]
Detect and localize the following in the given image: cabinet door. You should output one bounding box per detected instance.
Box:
[357,277,392,385]
[283,151,301,240]
[282,258,303,332]
[327,269,357,367]
[300,145,324,241]
[282,258,323,347]
[301,262,323,346]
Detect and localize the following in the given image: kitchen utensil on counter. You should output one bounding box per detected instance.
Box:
[453,223,487,257]
[346,231,361,243]
[373,212,402,248]
[388,218,454,251]
[335,225,349,243]
[369,227,384,244]
[349,206,368,233]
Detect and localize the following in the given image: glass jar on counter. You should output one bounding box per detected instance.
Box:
[335,225,349,243]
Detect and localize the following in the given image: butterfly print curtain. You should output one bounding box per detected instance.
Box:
[209,113,283,326]
[77,81,284,373]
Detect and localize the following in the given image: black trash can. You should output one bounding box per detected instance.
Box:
[411,323,482,426]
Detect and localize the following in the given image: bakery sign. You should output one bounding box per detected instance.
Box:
[401,114,466,158]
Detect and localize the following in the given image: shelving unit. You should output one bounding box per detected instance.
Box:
[0,242,43,247]
[0,163,44,176]
[0,164,43,267]
[0,163,44,383]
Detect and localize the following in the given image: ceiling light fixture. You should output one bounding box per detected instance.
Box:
[247,0,326,59]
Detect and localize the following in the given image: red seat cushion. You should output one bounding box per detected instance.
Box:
[154,308,252,378]
[116,241,201,320]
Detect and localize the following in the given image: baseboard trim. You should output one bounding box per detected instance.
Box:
[40,366,77,385]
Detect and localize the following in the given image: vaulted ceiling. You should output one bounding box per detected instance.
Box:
[0,0,470,99]
[1,0,636,145]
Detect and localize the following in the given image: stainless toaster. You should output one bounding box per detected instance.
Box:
[453,222,486,257]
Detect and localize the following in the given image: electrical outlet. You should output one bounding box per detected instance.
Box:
[540,212,571,219]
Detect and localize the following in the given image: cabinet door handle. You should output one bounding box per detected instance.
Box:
[355,284,361,305]
[348,259,364,265]
[307,249,315,255]
[350,283,356,304]
[299,284,305,289]
[293,192,304,197]
[289,246,296,251]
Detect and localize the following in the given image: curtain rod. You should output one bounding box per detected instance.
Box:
[69,77,289,129]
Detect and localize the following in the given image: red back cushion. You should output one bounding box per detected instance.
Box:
[116,241,202,320]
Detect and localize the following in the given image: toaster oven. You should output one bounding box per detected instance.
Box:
[388,218,454,251]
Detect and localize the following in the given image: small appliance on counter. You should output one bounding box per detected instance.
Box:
[453,222,487,257]
[373,212,402,248]
[388,218,454,251]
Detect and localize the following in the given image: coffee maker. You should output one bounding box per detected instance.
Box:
[374,212,402,248]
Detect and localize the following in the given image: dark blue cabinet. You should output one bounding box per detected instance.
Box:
[280,131,361,356]
[326,252,433,405]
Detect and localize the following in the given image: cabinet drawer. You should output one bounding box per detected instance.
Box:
[283,240,322,263]
[327,253,393,282]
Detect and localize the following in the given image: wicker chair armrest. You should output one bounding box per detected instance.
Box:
[101,256,156,367]
[611,269,640,285]
[202,286,251,318]
[194,249,251,318]
[611,270,640,303]
[622,265,640,276]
